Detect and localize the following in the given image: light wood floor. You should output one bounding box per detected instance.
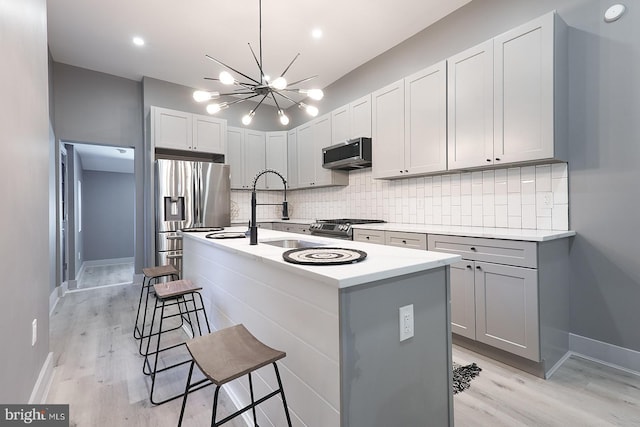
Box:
[77,262,134,289]
[47,283,244,427]
[47,284,640,427]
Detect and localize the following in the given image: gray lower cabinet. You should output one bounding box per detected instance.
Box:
[448,258,539,361]
[474,261,539,360]
[429,234,570,376]
[271,222,311,235]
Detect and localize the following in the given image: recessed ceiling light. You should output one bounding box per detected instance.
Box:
[311,28,323,39]
[132,36,145,46]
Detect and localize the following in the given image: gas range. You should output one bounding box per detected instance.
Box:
[309,219,386,240]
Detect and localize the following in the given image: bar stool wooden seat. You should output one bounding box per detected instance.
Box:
[178,324,292,427]
[134,264,180,341]
[143,279,211,405]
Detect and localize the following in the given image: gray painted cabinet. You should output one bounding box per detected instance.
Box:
[446,256,540,362]
[429,233,571,377]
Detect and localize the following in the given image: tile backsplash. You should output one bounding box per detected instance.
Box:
[231,163,569,231]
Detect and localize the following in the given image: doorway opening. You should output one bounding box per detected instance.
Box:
[59,141,135,290]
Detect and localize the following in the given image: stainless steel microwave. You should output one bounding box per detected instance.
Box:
[322,137,372,170]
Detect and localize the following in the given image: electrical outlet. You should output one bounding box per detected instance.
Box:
[32,319,37,346]
[399,305,414,342]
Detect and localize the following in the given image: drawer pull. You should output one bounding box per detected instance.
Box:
[402,240,407,244]
[470,247,477,251]
[366,236,370,240]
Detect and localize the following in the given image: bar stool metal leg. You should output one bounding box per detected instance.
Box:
[248,372,258,426]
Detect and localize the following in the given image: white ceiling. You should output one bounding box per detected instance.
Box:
[72,144,134,174]
[47,0,472,106]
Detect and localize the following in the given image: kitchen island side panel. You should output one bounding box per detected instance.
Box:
[183,236,341,427]
[339,267,453,427]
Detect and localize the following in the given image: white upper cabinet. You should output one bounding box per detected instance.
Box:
[244,130,266,190]
[372,63,447,180]
[447,11,567,170]
[265,131,288,190]
[331,94,372,145]
[296,122,315,188]
[404,60,448,175]
[152,107,192,151]
[447,41,494,170]
[226,127,246,189]
[372,79,405,179]
[493,12,566,165]
[226,127,266,190]
[286,129,299,189]
[152,106,226,155]
[296,115,348,188]
[193,114,226,154]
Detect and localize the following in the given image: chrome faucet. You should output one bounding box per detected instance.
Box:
[249,169,289,245]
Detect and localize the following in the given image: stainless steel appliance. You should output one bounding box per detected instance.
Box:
[309,218,385,240]
[322,137,372,170]
[155,159,231,273]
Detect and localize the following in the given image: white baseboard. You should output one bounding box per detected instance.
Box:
[29,352,54,404]
[82,257,134,267]
[49,287,59,316]
[569,333,640,376]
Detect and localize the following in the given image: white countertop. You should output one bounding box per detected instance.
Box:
[182,227,460,289]
[351,223,576,242]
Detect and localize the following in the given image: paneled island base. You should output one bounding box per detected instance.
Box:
[182,228,459,427]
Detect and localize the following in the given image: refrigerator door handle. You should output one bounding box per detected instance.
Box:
[193,162,201,227]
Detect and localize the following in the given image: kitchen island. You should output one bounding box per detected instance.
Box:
[182,228,460,427]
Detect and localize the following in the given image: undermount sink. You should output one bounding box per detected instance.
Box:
[260,239,327,249]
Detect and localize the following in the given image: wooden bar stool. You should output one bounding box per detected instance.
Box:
[134,265,180,341]
[178,324,292,427]
[143,279,211,405]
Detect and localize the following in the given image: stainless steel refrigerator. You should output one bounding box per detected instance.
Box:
[155,159,231,274]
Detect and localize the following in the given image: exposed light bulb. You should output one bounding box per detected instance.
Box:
[206,103,222,114]
[271,77,287,90]
[299,88,324,101]
[242,110,255,126]
[278,111,290,126]
[193,90,219,103]
[206,102,228,115]
[306,105,319,117]
[219,71,235,85]
[263,74,271,82]
[132,36,145,46]
[311,28,323,39]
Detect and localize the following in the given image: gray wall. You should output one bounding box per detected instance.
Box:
[564,1,640,351]
[52,63,145,274]
[82,171,135,261]
[0,0,51,402]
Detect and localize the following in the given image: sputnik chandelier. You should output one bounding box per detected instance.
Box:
[193,0,324,126]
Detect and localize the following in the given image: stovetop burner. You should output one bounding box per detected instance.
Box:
[310,219,385,239]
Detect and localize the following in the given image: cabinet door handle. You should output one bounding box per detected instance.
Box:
[405,169,408,173]
[466,264,472,269]
[400,170,404,173]
[470,247,477,251]
[402,240,407,244]
[366,236,370,240]
[495,157,501,161]
[486,159,492,162]
[476,265,482,270]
